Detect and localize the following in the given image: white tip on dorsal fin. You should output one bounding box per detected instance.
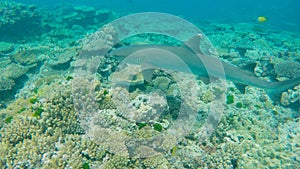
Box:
[185,33,202,53]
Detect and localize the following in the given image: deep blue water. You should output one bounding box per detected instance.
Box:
[13,0,300,32]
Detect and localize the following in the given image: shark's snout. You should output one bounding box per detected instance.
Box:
[106,47,127,61]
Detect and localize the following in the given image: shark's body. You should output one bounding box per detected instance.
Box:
[109,34,300,103]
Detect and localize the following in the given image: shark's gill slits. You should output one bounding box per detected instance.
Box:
[135,54,145,64]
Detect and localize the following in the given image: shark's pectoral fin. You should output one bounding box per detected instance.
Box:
[142,68,155,82]
[265,89,282,104]
[233,83,247,94]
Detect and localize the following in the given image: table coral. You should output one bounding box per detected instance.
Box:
[46,48,75,70]
[11,47,48,66]
[1,63,30,79]
[274,61,300,80]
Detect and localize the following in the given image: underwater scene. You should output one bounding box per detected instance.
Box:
[0,0,299,168]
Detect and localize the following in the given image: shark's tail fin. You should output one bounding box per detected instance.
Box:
[266,77,300,104]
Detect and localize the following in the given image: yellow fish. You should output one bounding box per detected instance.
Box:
[257,16,267,23]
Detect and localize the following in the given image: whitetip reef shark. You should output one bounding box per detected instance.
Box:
[108,34,300,104]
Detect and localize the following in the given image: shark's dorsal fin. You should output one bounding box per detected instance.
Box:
[185,34,202,53]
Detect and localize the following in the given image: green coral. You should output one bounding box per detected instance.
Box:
[236,102,243,108]
[226,94,235,104]
[4,116,13,124]
[32,107,43,118]
[17,107,26,114]
[66,75,73,81]
[170,145,178,157]
[29,97,38,104]
[153,123,163,132]
[137,122,147,129]
[82,162,90,169]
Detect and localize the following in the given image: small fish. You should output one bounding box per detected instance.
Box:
[109,34,300,104]
[257,16,267,23]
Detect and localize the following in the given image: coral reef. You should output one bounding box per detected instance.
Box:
[0,1,299,168]
[110,65,145,86]
[1,63,31,79]
[116,91,168,123]
[274,61,300,80]
[0,77,15,92]
[0,1,42,41]
[52,4,116,29]
[205,22,300,81]
[280,84,300,106]
[0,41,14,55]
[0,80,106,168]
[11,46,48,66]
[45,48,75,70]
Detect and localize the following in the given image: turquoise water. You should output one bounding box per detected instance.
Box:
[0,1,299,168]
[14,0,300,32]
